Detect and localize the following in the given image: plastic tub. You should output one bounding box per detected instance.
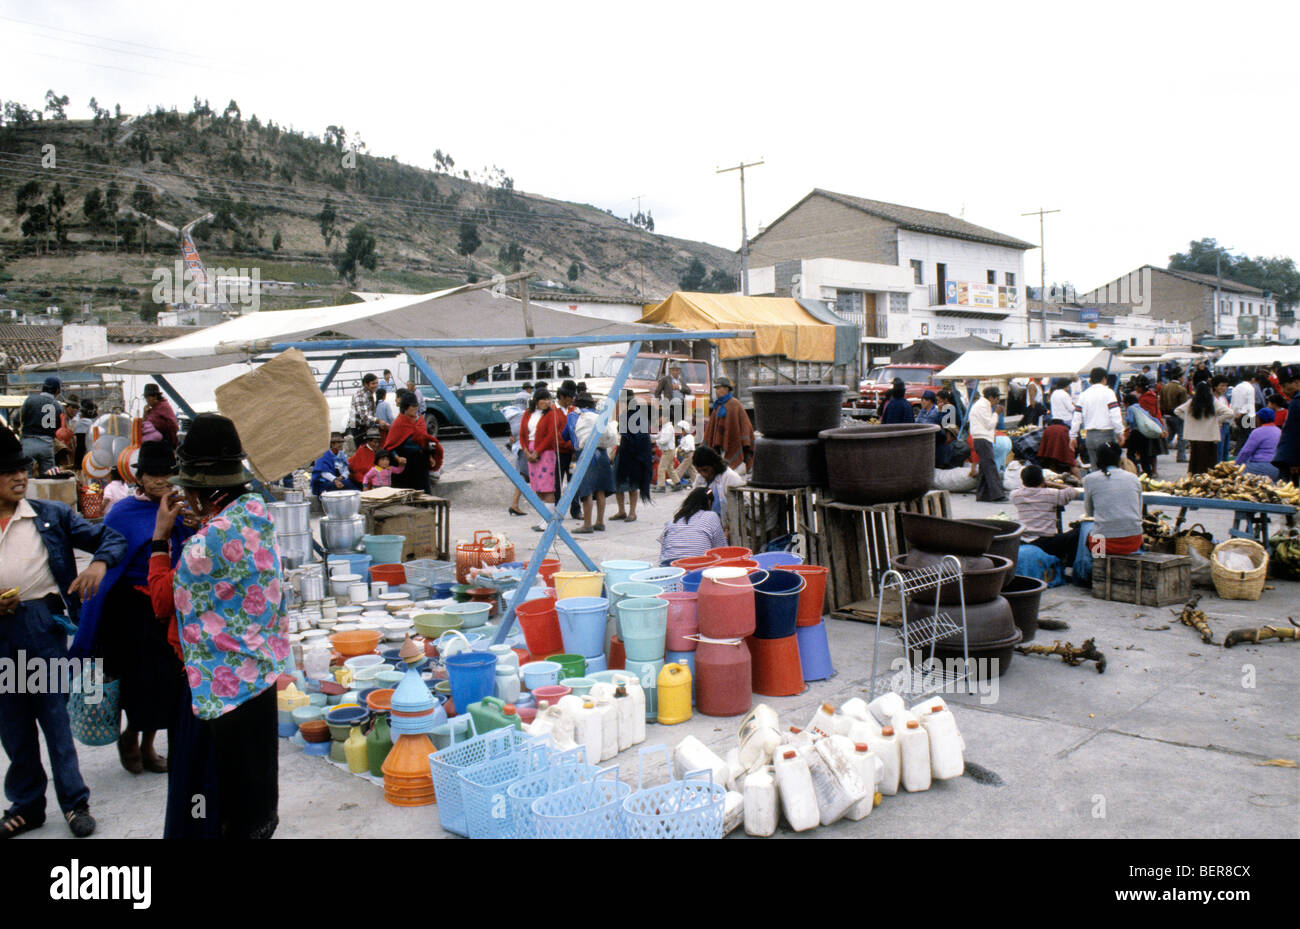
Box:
[330,552,373,584]
[753,551,804,570]
[609,582,667,636]
[363,535,406,566]
[777,564,827,627]
[522,663,563,691]
[707,546,753,561]
[445,652,497,714]
[516,599,565,658]
[672,555,720,572]
[546,653,587,680]
[539,558,562,588]
[585,653,607,674]
[601,560,652,597]
[443,601,492,629]
[560,677,595,697]
[751,569,806,640]
[530,683,571,705]
[795,621,834,681]
[746,634,805,696]
[554,597,609,658]
[369,563,407,587]
[554,571,605,600]
[659,591,699,651]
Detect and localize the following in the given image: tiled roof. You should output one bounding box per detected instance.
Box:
[0,323,198,369]
[1153,266,1268,296]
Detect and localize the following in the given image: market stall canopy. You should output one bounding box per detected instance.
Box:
[891,336,1005,366]
[639,292,842,362]
[24,284,676,383]
[937,346,1115,380]
[1214,346,1300,368]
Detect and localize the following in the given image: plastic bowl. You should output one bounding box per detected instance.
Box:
[344,654,385,673]
[298,720,331,743]
[330,629,382,657]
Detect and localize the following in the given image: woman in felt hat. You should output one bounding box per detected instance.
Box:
[71,441,195,775]
[143,414,290,838]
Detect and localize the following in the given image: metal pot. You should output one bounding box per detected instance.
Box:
[300,571,327,602]
[321,490,362,519]
[267,501,310,533]
[277,529,314,563]
[282,490,305,504]
[320,514,366,553]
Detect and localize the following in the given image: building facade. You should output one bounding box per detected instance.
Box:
[1079,266,1278,340]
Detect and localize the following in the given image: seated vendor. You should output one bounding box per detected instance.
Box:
[1036,417,1081,478]
[1011,465,1082,564]
[1082,441,1143,555]
[1235,407,1281,481]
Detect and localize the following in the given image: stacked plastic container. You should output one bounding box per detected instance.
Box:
[618,594,668,721]
[778,564,834,681]
[747,568,807,696]
[381,668,445,806]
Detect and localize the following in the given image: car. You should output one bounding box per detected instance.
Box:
[849,364,945,417]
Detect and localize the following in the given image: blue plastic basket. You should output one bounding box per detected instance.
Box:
[621,745,725,840]
[459,739,561,840]
[429,725,536,837]
[505,749,596,839]
[530,766,630,839]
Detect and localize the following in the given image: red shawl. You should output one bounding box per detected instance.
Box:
[385,413,430,452]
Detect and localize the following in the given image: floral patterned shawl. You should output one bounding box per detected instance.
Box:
[173,493,290,720]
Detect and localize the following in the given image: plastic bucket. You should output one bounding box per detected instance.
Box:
[778,564,827,627]
[363,535,406,566]
[516,599,565,657]
[369,563,407,587]
[629,566,686,593]
[697,567,764,639]
[672,554,720,571]
[554,571,604,600]
[522,663,563,691]
[660,591,699,651]
[713,558,760,571]
[539,559,562,588]
[794,620,834,681]
[753,551,803,570]
[601,560,652,598]
[707,546,752,561]
[445,652,497,713]
[751,569,806,640]
[443,601,491,629]
[585,653,608,673]
[625,657,665,719]
[618,597,668,661]
[329,552,373,583]
[746,634,805,696]
[561,677,595,696]
[546,653,588,680]
[554,597,610,658]
[681,569,707,594]
[609,582,666,636]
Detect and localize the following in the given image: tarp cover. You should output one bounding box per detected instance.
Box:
[938,346,1114,379]
[891,336,1005,366]
[640,292,837,361]
[1214,346,1300,368]
[28,284,675,383]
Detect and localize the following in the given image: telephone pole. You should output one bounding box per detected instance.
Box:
[717,159,763,294]
[1022,207,1059,342]
[632,194,646,297]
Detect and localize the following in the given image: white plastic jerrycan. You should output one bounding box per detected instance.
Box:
[898,718,932,792]
[773,749,819,833]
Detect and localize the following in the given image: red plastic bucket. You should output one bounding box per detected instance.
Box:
[746,634,805,697]
[707,546,752,561]
[694,635,752,717]
[659,592,699,651]
[672,555,720,571]
[516,598,565,657]
[370,563,407,586]
[697,567,762,639]
[539,558,561,589]
[778,564,827,627]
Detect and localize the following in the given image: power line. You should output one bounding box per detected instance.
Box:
[0,13,224,61]
[11,49,170,79]
[7,25,236,72]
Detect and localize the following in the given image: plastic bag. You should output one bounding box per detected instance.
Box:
[1185,546,1215,588]
[1214,549,1257,573]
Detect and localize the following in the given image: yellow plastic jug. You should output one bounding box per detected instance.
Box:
[656,661,693,725]
[345,724,369,774]
[277,683,309,713]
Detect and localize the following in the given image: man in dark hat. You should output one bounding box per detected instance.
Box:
[0,424,127,838]
[701,376,754,475]
[18,376,63,475]
[655,362,692,426]
[348,425,383,486]
[142,382,179,447]
[312,432,359,496]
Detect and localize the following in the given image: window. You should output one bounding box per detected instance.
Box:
[987,270,996,284]
[910,260,923,284]
[513,361,533,381]
[490,364,512,382]
[1005,272,1015,287]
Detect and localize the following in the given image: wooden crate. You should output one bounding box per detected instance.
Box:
[365,495,451,561]
[726,485,819,562]
[812,490,952,614]
[1092,552,1191,607]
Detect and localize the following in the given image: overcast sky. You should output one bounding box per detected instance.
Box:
[2,0,1295,290]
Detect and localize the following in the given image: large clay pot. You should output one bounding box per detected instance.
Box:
[890,552,1012,605]
[966,519,1023,588]
[1000,575,1046,642]
[750,385,846,438]
[906,596,1021,679]
[748,437,826,489]
[898,512,995,556]
[819,424,939,505]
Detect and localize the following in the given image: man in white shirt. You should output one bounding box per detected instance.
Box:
[1070,367,1124,468]
[969,385,1006,502]
[653,419,683,492]
[1230,373,1257,453]
[676,419,696,488]
[1049,378,1076,424]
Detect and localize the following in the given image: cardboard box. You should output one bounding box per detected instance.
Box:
[369,505,439,561]
[26,477,78,507]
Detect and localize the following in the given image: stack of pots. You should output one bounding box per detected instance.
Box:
[618,595,669,719]
[553,592,609,674]
[268,499,312,567]
[693,566,756,717]
[381,668,443,807]
[967,518,1044,643]
[746,569,807,696]
[747,385,845,489]
[893,513,1025,679]
[319,490,366,553]
[776,563,833,682]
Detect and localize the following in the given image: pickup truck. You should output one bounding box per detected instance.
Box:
[849,363,945,418]
[583,352,711,418]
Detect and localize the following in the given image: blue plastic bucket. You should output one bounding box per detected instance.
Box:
[445,652,497,713]
[752,570,806,639]
[753,551,803,570]
[362,534,405,566]
[601,560,652,599]
[521,660,562,690]
[664,650,696,704]
[608,581,664,631]
[329,552,373,584]
[795,620,834,681]
[681,569,707,594]
[554,597,609,658]
[618,597,668,661]
[584,653,607,673]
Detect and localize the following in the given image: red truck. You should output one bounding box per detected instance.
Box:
[848,363,945,418]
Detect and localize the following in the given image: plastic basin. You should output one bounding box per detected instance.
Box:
[363,535,406,566]
[443,601,491,629]
[522,663,563,691]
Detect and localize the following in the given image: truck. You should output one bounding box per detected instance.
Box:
[850,363,946,418]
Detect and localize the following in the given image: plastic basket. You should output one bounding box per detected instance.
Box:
[460,739,567,839]
[428,723,535,836]
[621,745,724,839]
[506,750,596,839]
[629,566,686,593]
[404,558,457,588]
[530,766,630,839]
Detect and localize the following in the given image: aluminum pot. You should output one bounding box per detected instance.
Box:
[321,490,362,519]
[268,501,310,533]
[320,514,366,552]
[282,490,305,504]
[277,529,313,563]
[300,571,326,602]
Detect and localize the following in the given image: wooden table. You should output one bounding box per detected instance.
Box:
[1140,493,1296,545]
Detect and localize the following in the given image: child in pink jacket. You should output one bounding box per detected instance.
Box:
[363,449,406,489]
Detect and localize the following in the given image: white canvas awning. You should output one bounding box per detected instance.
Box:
[1215,346,1300,368]
[937,346,1114,379]
[27,283,677,384]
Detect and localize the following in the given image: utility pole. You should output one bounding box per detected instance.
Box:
[717,159,763,295]
[1022,207,1059,342]
[1214,246,1233,342]
[632,194,646,298]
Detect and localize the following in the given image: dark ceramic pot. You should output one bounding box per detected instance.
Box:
[898,512,996,556]
[906,594,1017,646]
[749,437,827,488]
[751,385,846,438]
[1000,575,1046,642]
[890,552,1013,605]
[966,519,1023,588]
[819,423,939,505]
[922,630,1022,680]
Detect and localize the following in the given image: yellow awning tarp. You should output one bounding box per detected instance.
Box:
[639,292,837,362]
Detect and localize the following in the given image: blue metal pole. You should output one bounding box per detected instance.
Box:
[494,342,643,644]
[319,357,346,392]
[152,374,196,419]
[268,331,750,353]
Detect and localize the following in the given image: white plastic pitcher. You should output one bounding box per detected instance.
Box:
[743,766,779,837]
[773,749,819,833]
[875,726,901,795]
[921,707,965,780]
[899,719,932,792]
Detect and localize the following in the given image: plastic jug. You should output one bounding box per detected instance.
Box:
[888,708,920,733]
[781,726,813,748]
[743,766,779,837]
[808,735,868,826]
[848,715,883,745]
[737,704,781,772]
[656,662,693,725]
[773,749,819,832]
[914,698,965,750]
[573,700,603,763]
[595,698,618,762]
[672,735,729,788]
[345,725,369,774]
[899,719,932,792]
[468,695,523,734]
[366,714,392,778]
[847,742,880,821]
[840,696,872,724]
[921,707,965,780]
[495,664,521,703]
[489,643,520,674]
[875,726,901,795]
[613,685,638,752]
[527,701,577,751]
[613,676,647,744]
[867,693,904,726]
[723,790,745,837]
[723,748,746,792]
[806,702,837,740]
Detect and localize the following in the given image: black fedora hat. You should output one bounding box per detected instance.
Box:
[0,425,32,473]
[171,413,253,489]
[135,440,177,477]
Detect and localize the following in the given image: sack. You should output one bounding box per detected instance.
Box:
[1131,406,1165,439]
[67,672,121,747]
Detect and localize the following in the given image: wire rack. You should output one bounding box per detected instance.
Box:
[867,554,970,700]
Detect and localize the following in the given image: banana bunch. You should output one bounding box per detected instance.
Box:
[1141,463,1300,506]
[1142,510,1174,545]
[1008,424,1038,437]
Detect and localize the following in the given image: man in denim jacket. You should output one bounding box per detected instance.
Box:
[0,426,126,838]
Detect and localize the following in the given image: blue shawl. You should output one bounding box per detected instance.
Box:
[711,391,734,418]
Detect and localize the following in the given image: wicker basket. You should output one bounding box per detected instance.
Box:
[1210,538,1268,601]
[1174,523,1214,560]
